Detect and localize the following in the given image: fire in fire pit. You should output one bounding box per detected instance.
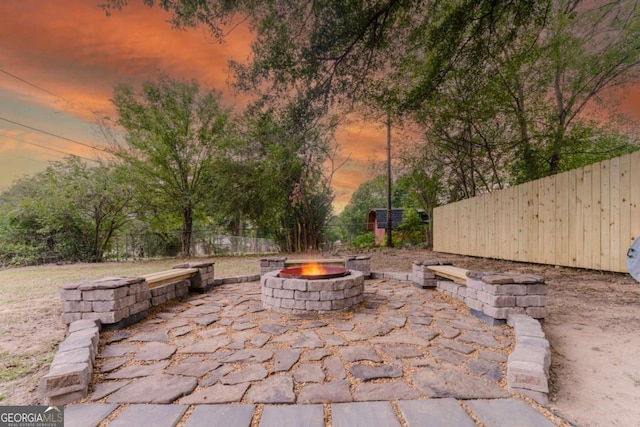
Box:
[279,263,349,280]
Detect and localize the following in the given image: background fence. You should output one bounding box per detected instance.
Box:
[433,150,640,272]
[110,230,277,260]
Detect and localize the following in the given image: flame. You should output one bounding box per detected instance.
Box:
[300,262,326,276]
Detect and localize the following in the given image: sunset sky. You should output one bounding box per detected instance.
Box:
[0,0,392,212]
[1,1,639,213]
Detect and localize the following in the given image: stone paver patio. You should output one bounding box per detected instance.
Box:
[67,277,562,425]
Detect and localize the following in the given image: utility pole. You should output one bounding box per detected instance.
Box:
[386,112,393,248]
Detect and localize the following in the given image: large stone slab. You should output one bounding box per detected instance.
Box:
[89,380,130,401]
[370,331,432,347]
[324,356,346,380]
[166,359,221,377]
[458,331,502,348]
[106,374,197,403]
[178,336,230,354]
[179,383,250,404]
[292,330,324,349]
[246,374,295,403]
[467,359,503,382]
[193,314,221,326]
[184,404,255,427]
[199,365,235,387]
[339,346,382,363]
[106,361,170,379]
[354,382,421,401]
[465,398,556,427]
[260,323,290,335]
[64,403,118,427]
[99,358,128,373]
[129,330,169,342]
[430,348,468,364]
[259,405,324,427]
[134,342,177,361]
[332,402,400,427]
[108,404,188,427]
[250,333,271,348]
[397,398,476,427]
[358,322,395,337]
[349,364,402,381]
[220,349,273,363]
[221,364,268,385]
[294,363,326,383]
[100,343,137,358]
[412,369,509,399]
[377,344,423,359]
[274,349,302,372]
[298,380,352,403]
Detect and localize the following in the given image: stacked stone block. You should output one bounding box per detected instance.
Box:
[507,313,551,405]
[39,319,99,404]
[261,270,365,312]
[150,280,190,307]
[437,271,547,324]
[344,255,371,278]
[173,262,215,292]
[60,277,150,327]
[412,260,452,288]
[260,257,287,275]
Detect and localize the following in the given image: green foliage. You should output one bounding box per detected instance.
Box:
[0,242,38,268]
[351,232,375,249]
[396,209,426,246]
[110,76,232,256]
[0,157,133,264]
[211,105,336,252]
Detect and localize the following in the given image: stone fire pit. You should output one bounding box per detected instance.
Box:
[261,267,364,313]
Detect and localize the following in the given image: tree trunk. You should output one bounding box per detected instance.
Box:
[181,206,193,257]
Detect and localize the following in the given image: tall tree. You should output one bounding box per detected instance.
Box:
[110,77,231,256]
[200,101,338,252]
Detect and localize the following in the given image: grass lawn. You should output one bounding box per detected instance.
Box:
[0,255,262,404]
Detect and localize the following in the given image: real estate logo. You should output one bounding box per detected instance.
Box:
[0,406,63,427]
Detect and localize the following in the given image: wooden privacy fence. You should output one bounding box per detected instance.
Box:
[433,150,640,273]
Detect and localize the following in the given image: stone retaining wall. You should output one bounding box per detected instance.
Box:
[455,272,547,323]
[344,255,371,278]
[260,257,287,275]
[411,263,548,325]
[60,277,150,327]
[507,313,551,405]
[60,263,215,328]
[150,280,190,307]
[39,319,99,405]
[173,262,215,292]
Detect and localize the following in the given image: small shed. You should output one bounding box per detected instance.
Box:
[367,208,430,246]
[367,208,405,245]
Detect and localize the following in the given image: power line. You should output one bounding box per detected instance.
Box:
[0,67,116,124]
[2,134,100,163]
[0,116,109,153]
[0,68,62,99]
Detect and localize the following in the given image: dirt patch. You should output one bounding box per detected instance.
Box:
[1,250,639,426]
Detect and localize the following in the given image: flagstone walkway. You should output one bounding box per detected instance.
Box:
[66,278,564,426]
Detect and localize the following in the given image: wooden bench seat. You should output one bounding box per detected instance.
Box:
[426,265,469,285]
[142,268,199,289]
